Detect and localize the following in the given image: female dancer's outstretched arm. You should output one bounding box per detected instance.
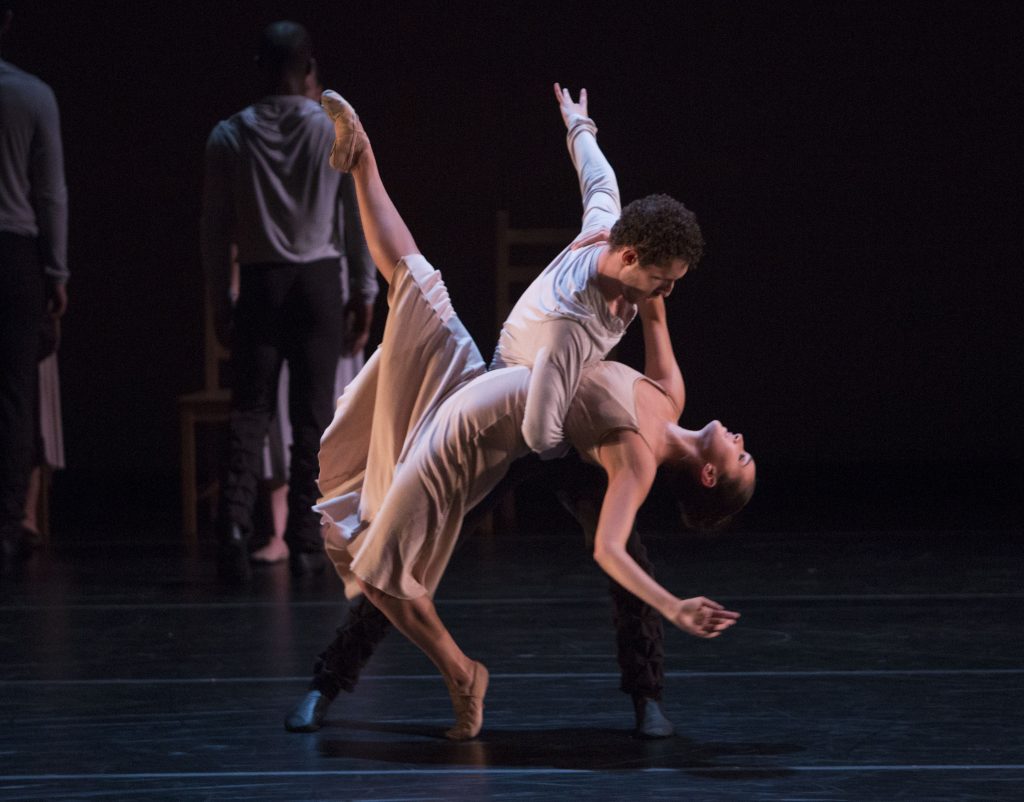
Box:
[590,302,738,639]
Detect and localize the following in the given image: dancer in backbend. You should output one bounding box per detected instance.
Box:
[300,85,753,740]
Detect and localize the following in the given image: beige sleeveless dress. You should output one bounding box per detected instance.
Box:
[565,361,668,463]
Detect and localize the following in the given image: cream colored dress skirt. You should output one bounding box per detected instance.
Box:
[316,255,530,600]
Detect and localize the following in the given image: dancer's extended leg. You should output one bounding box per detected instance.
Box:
[323,89,489,740]
[322,91,415,284]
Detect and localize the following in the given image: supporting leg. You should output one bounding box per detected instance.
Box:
[358,580,488,740]
[285,596,393,733]
[556,458,673,737]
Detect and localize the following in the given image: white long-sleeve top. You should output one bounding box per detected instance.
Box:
[200,94,377,306]
[491,115,633,457]
[0,59,68,283]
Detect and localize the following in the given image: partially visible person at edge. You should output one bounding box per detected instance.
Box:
[0,2,69,571]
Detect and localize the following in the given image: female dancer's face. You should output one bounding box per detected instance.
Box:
[700,420,756,492]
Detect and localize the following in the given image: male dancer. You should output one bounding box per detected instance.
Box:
[200,22,375,582]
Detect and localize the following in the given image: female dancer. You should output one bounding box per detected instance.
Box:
[312,86,754,739]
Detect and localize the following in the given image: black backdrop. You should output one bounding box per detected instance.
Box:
[5,1,1020,532]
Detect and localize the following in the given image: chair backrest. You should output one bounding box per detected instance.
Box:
[494,210,577,330]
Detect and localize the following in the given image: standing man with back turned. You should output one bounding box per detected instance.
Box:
[201,21,376,583]
[0,2,68,571]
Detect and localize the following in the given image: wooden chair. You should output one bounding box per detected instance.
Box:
[178,281,231,547]
[494,210,577,326]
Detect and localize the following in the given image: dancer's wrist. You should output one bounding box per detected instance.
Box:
[658,596,684,621]
[566,113,597,137]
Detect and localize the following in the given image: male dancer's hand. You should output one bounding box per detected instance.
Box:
[47,281,68,318]
[571,228,609,250]
[342,298,373,356]
[670,596,740,638]
[554,82,588,128]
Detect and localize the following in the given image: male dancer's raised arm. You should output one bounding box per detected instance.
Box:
[494,85,700,458]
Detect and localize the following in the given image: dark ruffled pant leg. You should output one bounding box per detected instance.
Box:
[310,595,392,698]
[555,456,666,701]
[608,529,665,701]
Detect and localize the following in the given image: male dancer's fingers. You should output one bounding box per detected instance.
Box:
[571,228,610,250]
[578,87,587,114]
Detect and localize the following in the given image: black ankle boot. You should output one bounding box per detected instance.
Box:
[217,524,251,584]
[289,549,327,578]
[633,695,675,738]
[285,690,333,732]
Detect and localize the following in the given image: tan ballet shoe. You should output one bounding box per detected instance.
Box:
[444,660,489,741]
[321,89,368,172]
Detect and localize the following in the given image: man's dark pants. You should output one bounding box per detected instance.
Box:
[218,258,343,554]
[0,233,44,551]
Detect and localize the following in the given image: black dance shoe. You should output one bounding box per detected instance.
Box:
[633,696,675,739]
[289,549,327,578]
[216,524,251,585]
[1,525,33,574]
[285,690,332,732]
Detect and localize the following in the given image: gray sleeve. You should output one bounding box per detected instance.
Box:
[521,318,589,458]
[338,172,378,303]
[200,125,234,310]
[566,114,621,238]
[29,85,69,283]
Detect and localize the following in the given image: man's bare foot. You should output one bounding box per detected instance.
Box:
[250,538,289,565]
[321,90,368,172]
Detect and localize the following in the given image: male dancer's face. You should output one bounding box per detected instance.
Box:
[618,251,688,302]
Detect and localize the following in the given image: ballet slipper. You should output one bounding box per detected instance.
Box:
[444,660,489,741]
[321,90,368,172]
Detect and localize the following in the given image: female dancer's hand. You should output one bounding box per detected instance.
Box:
[669,596,740,638]
[553,82,588,128]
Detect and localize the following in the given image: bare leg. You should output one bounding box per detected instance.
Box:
[250,482,289,563]
[21,465,40,537]
[323,92,417,284]
[348,149,419,285]
[357,579,488,739]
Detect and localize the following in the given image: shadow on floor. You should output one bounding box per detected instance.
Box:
[319,720,801,777]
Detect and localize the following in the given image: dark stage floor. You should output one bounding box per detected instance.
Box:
[2,523,1022,801]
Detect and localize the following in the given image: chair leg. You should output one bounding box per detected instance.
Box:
[181,408,198,550]
[38,465,51,546]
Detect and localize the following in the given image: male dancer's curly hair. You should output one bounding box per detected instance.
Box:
[608,194,704,269]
